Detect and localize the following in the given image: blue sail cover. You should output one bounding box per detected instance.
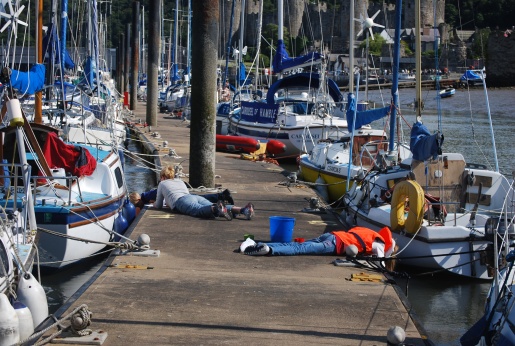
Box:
[9,64,46,95]
[239,62,247,86]
[410,122,444,161]
[84,56,96,88]
[460,70,482,81]
[272,39,322,74]
[345,93,390,131]
[170,64,180,83]
[265,73,342,104]
[42,23,75,70]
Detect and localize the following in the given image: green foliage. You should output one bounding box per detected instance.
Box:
[262,23,291,54]
[470,28,491,59]
[401,41,413,56]
[259,54,270,69]
[358,34,386,56]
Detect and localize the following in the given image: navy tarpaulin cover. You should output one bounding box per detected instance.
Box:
[345,93,390,131]
[460,70,482,81]
[84,56,96,87]
[9,64,46,95]
[42,23,75,70]
[171,64,180,83]
[410,122,444,161]
[240,101,279,124]
[272,39,322,73]
[265,73,342,105]
[239,62,246,86]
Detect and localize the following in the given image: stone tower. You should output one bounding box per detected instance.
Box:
[404,0,445,28]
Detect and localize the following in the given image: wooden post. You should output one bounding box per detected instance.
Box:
[146,0,159,126]
[189,0,218,188]
[119,33,125,93]
[130,1,140,111]
[125,24,131,94]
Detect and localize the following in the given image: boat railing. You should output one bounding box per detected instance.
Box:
[29,173,83,206]
[358,139,391,170]
[0,163,32,211]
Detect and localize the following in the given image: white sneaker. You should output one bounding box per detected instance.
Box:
[239,238,256,253]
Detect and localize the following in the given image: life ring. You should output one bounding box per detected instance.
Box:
[390,180,425,233]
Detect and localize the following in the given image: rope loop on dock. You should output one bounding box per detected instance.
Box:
[23,304,93,346]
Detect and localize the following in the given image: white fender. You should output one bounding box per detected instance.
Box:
[13,301,34,341]
[16,273,49,328]
[0,293,19,345]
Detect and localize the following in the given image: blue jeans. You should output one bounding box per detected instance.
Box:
[174,194,233,218]
[265,233,337,256]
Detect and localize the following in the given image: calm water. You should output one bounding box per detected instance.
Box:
[42,88,514,345]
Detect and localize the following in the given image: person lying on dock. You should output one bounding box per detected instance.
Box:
[241,226,396,270]
[130,187,234,212]
[153,165,254,220]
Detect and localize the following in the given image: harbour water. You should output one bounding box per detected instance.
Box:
[41,88,513,345]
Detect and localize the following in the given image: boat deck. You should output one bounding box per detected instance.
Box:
[39,102,430,345]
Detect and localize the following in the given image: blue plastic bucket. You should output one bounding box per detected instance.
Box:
[269,216,295,242]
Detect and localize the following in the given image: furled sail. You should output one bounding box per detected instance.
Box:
[410,121,444,161]
[272,39,322,74]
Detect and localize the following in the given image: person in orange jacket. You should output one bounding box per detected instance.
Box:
[242,226,396,260]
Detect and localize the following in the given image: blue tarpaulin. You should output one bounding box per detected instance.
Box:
[9,64,46,95]
[410,121,444,161]
[460,70,483,82]
[42,23,75,70]
[345,93,390,131]
[272,39,322,74]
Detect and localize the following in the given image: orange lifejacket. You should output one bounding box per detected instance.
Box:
[332,227,387,255]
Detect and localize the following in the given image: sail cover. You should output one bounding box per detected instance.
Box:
[265,73,342,104]
[410,121,444,161]
[272,39,322,74]
[345,93,390,131]
[9,64,46,95]
[42,23,76,70]
[460,70,483,81]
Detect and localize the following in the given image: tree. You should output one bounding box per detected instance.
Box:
[358,34,386,56]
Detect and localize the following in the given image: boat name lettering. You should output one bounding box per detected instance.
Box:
[327,166,342,174]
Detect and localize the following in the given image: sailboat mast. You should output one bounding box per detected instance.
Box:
[186,0,191,83]
[34,0,43,124]
[60,0,68,81]
[223,0,235,87]
[255,0,263,91]
[415,0,422,121]
[238,0,245,88]
[277,0,283,79]
[388,0,402,158]
[349,0,354,92]
[174,0,179,75]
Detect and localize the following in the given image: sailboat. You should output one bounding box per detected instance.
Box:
[0,98,49,344]
[340,0,514,280]
[0,0,135,270]
[297,7,408,203]
[227,0,348,158]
